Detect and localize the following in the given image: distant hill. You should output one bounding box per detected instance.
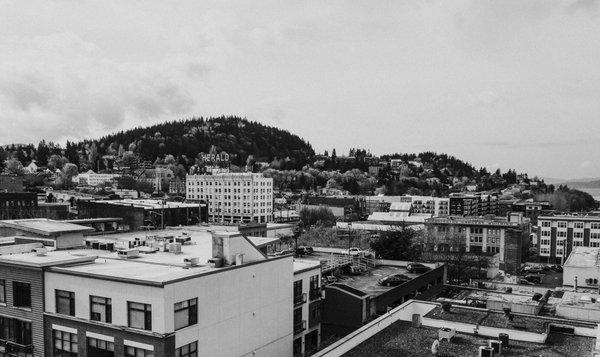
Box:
[78,116,315,169]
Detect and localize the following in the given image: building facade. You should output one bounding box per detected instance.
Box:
[186,173,273,224]
[424,215,530,274]
[293,261,322,357]
[449,193,498,216]
[537,215,600,264]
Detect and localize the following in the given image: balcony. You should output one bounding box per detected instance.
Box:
[294,320,307,335]
[294,293,307,306]
[309,288,321,301]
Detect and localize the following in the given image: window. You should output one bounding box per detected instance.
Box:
[574,222,584,229]
[558,221,567,228]
[574,241,583,247]
[293,280,304,305]
[87,337,114,357]
[90,296,112,323]
[591,223,600,230]
[125,346,154,357]
[574,232,584,239]
[0,279,5,304]
[175,341,197,357]
[0,316,32,346]
[592,232,600,239]
[541,221,551,227]
[309,275,320,300]
[557,231,567,238]
[13,281,31,308]
[53,330,78,357]
[56,290,75,316]
[540,239,550,246]
[541,230,550,237]
[174,298,197,330]
[128,302,152,330]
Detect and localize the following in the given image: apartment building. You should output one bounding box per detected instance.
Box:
[292,260,322,357]
[449,193,498,216]
[537,214,600,264]
[424,215,530,274]
[186,173,273,224]
[0,228,293,357]
[398,195,449,216]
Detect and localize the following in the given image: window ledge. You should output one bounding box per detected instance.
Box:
[13,306,32,312]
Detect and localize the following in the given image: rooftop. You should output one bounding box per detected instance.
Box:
[37,227,282,285]
[293,259,321,274]
[333,265,424,296]
[87,199,201,210]
[343,320,595,357]
[0,249,97,267]
[564,247,600,268]
[0,218,94,236]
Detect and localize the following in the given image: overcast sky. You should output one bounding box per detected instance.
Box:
[1,1,599,179]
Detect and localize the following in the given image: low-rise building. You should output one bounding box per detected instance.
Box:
[424,214,530,274]
[74,170,121,187]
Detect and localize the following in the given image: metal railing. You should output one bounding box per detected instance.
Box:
[294,292,307,306]
[294,320,307,335]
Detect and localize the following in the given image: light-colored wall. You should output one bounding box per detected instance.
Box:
[167,256,294,356]
[564,266,600,288]
[44,272,167,331]
[45,256,294,356]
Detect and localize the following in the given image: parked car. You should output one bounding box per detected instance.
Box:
[523,266,544,274]
[295,246,313,256]
[378,274,411,287]
[524,274,543,284]
[274,249,294,256]
[550,265,563,273]
[348,247,362,256]
[519,279,536,285]
[407,263,431,274]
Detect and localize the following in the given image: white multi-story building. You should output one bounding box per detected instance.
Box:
[537,215,600,264]
[74,170,121,187]
[186,173,273,224]
[40,228,293,357]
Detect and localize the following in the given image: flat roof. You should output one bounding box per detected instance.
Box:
[564,247,600,268]
[44,227,285,286]
[293,259,321,274]
[538,214,600,221]
[66,218,124,224]
[0,219,95,236]
[343,320,595,357]
[87,199,201,210]
[333,265,424,296]
[0,249,97,268]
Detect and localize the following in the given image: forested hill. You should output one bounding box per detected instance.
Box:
[80,116,315,169]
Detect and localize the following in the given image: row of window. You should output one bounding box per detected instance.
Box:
[53,330,197,357]
[54,290,197,332]
[541,221,600,229]
[187,180,271,186]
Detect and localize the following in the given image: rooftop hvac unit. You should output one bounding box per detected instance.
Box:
[208,257,224,268]
[34,247,47,256]
[184,257,200,267]
[439,328,455,342]
[176,236,191,245]
[168,243,182,254]
[478,346,494,357]
[92,241,100,249]
[98,242,107,250]
[488,340,501,354]
[117,248,140,259]
[86,239,97,247]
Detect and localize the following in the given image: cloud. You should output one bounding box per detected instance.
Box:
[581,160,593,169]
[0,32,201,144]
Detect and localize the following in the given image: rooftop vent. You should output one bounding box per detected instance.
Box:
[439,327,455,342]
[184,257,200,267]
[167,242,182,254]
[34,247,47,256]
[117,248,140,259]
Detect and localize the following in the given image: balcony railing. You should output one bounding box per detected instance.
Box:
[294,292,307,306]
[294,320,307,335]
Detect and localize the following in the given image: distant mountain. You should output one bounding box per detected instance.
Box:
[564,179,600,189]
